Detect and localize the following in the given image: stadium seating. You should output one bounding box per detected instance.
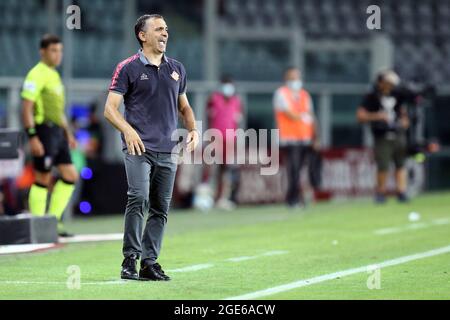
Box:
[0,0,448,84]
[216,0,450,84]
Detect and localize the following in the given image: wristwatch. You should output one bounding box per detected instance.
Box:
[26,127,37,138]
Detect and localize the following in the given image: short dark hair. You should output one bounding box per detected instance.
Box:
[220,74,233,84]
[283,66,302,80]
[40,34,61,49]
[284,66,299,75]
[134,14,164,48]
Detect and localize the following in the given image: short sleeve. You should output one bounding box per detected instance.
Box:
[178,63,187,95]
[21,69,45,102]
[273,88,289,111]
[360,94,372,111]
[109,63,129,95]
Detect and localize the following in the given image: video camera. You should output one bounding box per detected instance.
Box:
[394,82,436,106]
[393,82,440,158]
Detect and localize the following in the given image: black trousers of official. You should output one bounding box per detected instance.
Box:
[122,149,178,265]
[283,144,311,207]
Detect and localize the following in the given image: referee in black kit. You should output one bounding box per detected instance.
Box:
[104,14,199,281]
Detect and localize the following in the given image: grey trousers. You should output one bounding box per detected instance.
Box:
[122,150,178,264]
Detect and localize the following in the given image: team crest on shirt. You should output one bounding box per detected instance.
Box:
[170,70,180,81]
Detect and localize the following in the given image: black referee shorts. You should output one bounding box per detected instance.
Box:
[32,123,72,173]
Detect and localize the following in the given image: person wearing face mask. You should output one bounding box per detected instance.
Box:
[204,75,243,210]
[273,67,320,208]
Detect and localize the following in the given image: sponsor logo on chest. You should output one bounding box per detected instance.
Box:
[140,73,149,81]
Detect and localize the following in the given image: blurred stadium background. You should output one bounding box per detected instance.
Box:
[0,0,450,217]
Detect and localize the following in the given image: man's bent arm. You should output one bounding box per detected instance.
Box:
[104,91,145,155]
[22,99,36,130]
[356,106,386,123]
[178,93,197,131]
[104,91,134,134]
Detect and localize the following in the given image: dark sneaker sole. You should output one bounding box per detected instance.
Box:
[138,276,165,281]
[58,233,75,238]
[139,277,159,281]
[138,273,170,281]
[121,274,139,281]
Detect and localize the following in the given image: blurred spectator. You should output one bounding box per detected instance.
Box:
[15,159,35,212]
[70,103,104,161]
[273,67,320,208]
[85,104,104,160]
[0,179,19,215]
[204,75,243,210]
[357,70,410,203]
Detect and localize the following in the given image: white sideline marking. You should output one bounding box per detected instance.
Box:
[0,249,287,285]
[58,233,123,243]
[226,256,255,262]
[167,263,214,273]
[0,280,128,286]
[167,250,290,273]
[225,250,289,262]
[374,218,450,235]
[0,243,56,255]
[0,234,124,256]
[224,244,450,300]
[262,250,289,256]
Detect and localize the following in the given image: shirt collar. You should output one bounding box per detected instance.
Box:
[138,49,168,66]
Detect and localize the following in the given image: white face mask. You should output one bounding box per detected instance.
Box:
[286,80,303,91]
[221,83,236,97]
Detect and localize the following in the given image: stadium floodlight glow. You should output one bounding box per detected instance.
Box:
[79,201,92,214]
[80,167,93,180]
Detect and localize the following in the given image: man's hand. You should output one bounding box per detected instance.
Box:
[374,112,389,122]
[104,92,145,155]
[399,117,409,129]
[312,138,321,151]
[29,136,45,157]
[357,107,389,124]
[124,128,145,156]
[186,129,199,152]
[67,132,78,150]
[285,109,302,121]
[178,94,199,152]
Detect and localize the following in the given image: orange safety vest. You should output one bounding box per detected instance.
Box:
[275,86,315,141]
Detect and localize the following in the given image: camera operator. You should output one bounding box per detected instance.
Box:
[357,70,410,203]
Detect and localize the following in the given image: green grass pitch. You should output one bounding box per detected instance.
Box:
[0,192,449,300]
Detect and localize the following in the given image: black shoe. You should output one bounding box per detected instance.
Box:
[121,255,139,280]
[153,263,171,281]
[397,192,409,203]
[374,193,387,204]
[58,230,74,238]
[139,262,170,281]
[57,223,74,237]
